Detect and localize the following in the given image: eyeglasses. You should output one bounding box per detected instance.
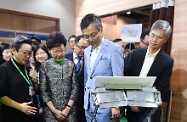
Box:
[83,31,99,41]
[3,50,12,55]
[149,33,165,40]
[36,52,47,56]
[76,44,87,50]
[18,50,32,57]
[51,49,66,55]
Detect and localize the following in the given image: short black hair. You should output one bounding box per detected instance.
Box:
[74,35,84,44]
[140,29,150,40]
[68,35,76,42]
[125,43,135,50]
[31,36,41,44]
[113,39,122,43]
[80,13,102,31]
[12,35,32,50]
[46,31,67,50]
[0,42,11,56]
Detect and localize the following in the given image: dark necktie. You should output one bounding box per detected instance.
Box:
[76,57,81,73]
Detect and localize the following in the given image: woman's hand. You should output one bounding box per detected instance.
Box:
[61,106,71,119]
[130,106,140,112]
[38,107,43,115]
[52,109,64,121]
[19,101,37,115]
[29,69,38,83]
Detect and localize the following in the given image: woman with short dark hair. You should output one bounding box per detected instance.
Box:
[40,31,78,122]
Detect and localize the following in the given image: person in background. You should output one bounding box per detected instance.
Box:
[81,13,124,122]
[113,38,125,58]
[40,31,78,122]
[0,42,12,122]
[65,35,89,122]
[31,37,41,46]
[0,42,12,64]
[0,35,37,122]
[113,38,125,49]
[124,20,174,122]
[29,44,51,122]
[68,35,76,51]
[124,43,135,57]
[140,29,150,48]
[33,44,51,72]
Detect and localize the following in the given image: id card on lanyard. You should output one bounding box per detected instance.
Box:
[11,58,35,99]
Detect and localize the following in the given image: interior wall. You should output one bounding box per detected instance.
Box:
[102,16,136,41]
[0,0,76,52]
[76,0,187,121]
[76,0,162,34]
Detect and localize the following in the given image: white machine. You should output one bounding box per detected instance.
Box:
[92,76,162,108]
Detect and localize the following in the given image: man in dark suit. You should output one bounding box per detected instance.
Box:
[65,35,89,122]
[124,20,174,122]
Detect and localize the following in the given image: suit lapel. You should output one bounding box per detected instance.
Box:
[86,46,92,75]
[91,39,108,75]
[147,50,162,76]
[70,52,74,62]
[136,49,147,75]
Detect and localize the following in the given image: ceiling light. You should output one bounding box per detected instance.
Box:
[126,10,131,15]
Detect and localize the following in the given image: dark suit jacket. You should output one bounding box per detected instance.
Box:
[65,52,84,108]
[124,48,174,102]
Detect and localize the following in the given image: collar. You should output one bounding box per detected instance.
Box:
[91,37,104,52]
[52,58,65,64]
[73,52,78,60]
[73,52,83,60]
[146,47,160,58]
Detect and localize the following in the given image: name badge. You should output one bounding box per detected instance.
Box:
[29,86,35,96]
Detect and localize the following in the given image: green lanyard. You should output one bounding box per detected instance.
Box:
[11,58,32,86]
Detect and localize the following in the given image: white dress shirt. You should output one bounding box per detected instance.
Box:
[139,48,160,76]
[90,38,104,72]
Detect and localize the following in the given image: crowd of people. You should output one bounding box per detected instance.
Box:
[0,13,173,122]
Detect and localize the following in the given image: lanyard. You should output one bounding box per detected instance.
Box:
[11,58,32,86]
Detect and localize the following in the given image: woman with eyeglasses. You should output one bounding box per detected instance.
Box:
[39,32,78,122]
[28,44,51,122]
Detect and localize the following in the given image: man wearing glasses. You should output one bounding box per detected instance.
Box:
[81,13,124,122]
[124,20,174,122]
[65,35,89,122]
[140,29,150,48]
[0,35,37,122]
[68,35,76,51]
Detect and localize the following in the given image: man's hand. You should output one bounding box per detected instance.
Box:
[130,106,140,112]
[111,107,120,118]
[19,101,37,115]
[160,102,167,109]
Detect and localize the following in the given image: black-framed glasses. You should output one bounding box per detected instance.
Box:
[18,50,32,57]
[76,44,87,50]
[83,31,99,41]
[149,33,165,40]
[51,49,66,55]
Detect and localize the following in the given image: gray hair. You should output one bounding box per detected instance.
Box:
[151,20,172,37]
[12,35,32,50]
